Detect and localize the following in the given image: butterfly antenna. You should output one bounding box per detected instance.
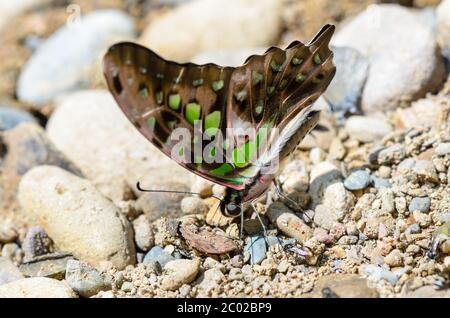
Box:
[136,181,223,202]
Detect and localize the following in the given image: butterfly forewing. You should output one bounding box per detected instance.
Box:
[103,25,336,193]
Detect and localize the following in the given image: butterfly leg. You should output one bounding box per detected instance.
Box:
[240,206,244,240]
[250,200,268,239]
[273,179,301,210]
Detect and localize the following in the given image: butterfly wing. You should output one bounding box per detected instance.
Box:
[103,25,335,191]
[103,42,248,189]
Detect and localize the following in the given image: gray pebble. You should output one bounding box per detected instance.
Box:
[344,170,371,190]
[143,246,175,267]
[244,236,267,265]
[361,264,399,285]
[408,197,431,213]
[120,281,134,292]
[22,226,54,262]
[65,260,110,298]
[370,176,392,189]
[0,107,36,131]
[406,223,421,235]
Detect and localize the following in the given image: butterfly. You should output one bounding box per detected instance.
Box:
[103,24,336,223]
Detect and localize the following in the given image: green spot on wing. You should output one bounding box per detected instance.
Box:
[147,117,156,131]
[193,78,204,87]
[204,111,221,137]
[267,86,275,95]
[178,147,185,156]
[252,71,263,85]
[169,94,181,110]
[292,57,303,65]
[314,53,322,65]
[139,88,149,98]
[212,80,224,91]
[185,103,201,125]
[270,60,282,72]
[295,73,306,83]
[210,163,234,176]
[255,100,263,115]
[156,91,164,104]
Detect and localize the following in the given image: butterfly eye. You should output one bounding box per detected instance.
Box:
[224,203,241,217]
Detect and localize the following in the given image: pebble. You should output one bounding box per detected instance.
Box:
[435,143,450,156]
[0,222,17,244]
[140,0,281,62]
[370,176,392,189]
[395,98,446,130]
[324,46,369,115]
[0,1,49,31]
[344,170,371,190]
[244,236,267,265]
[190,178,213,198]
[344,116,393,143]
[46,90,194,202]
[143,246,175,268]
[0,257,24,285]
[413,160,439,183]
[0,277,77,298]
[180,197,207,215]
[361,264,399,285]
[65,260,110,298]
[0,123,81,191]
[1,243,21,262]
[22,226,54,262]
[197,269,225,295]
[309,274,378,298]
[309,147,326,165]
[309,161,343,205]
[120,281,134,293]
[333,4,445,113]
[314,205,340,231]
[323,182,355,220]
[384,249,404,267]
[19,252,73,280]
[406,223,421,235]
[313,228,334,244]
[0,107,36,131]
[437,0,450,60]
[161,259,200,291]
[408,197,431,213]
[279,159,310,192]
[374,144,407,165]
[266,202,312,242]
[18,166,135,270]
[17,10,136,106]
[132,215,154,252]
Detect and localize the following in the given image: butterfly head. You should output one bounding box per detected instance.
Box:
[221,188,244,218]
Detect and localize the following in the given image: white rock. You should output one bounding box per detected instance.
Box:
[46,90,195,202]
[323,182,356,220]
[437,0,450,59]
[132,215,154,252]
[309,161,343,206]
[345,115,392,143]
[140,0,282,62]
[279,159,310,192]
[0,257,24,285]
[18,166,135,270]
[0,277,77,298]
[333,4,445,113]
[17,10,136,106]
[161,259,200,291]
[395,98,445,130]
[0,0,50,31]
[435,143,450,156]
